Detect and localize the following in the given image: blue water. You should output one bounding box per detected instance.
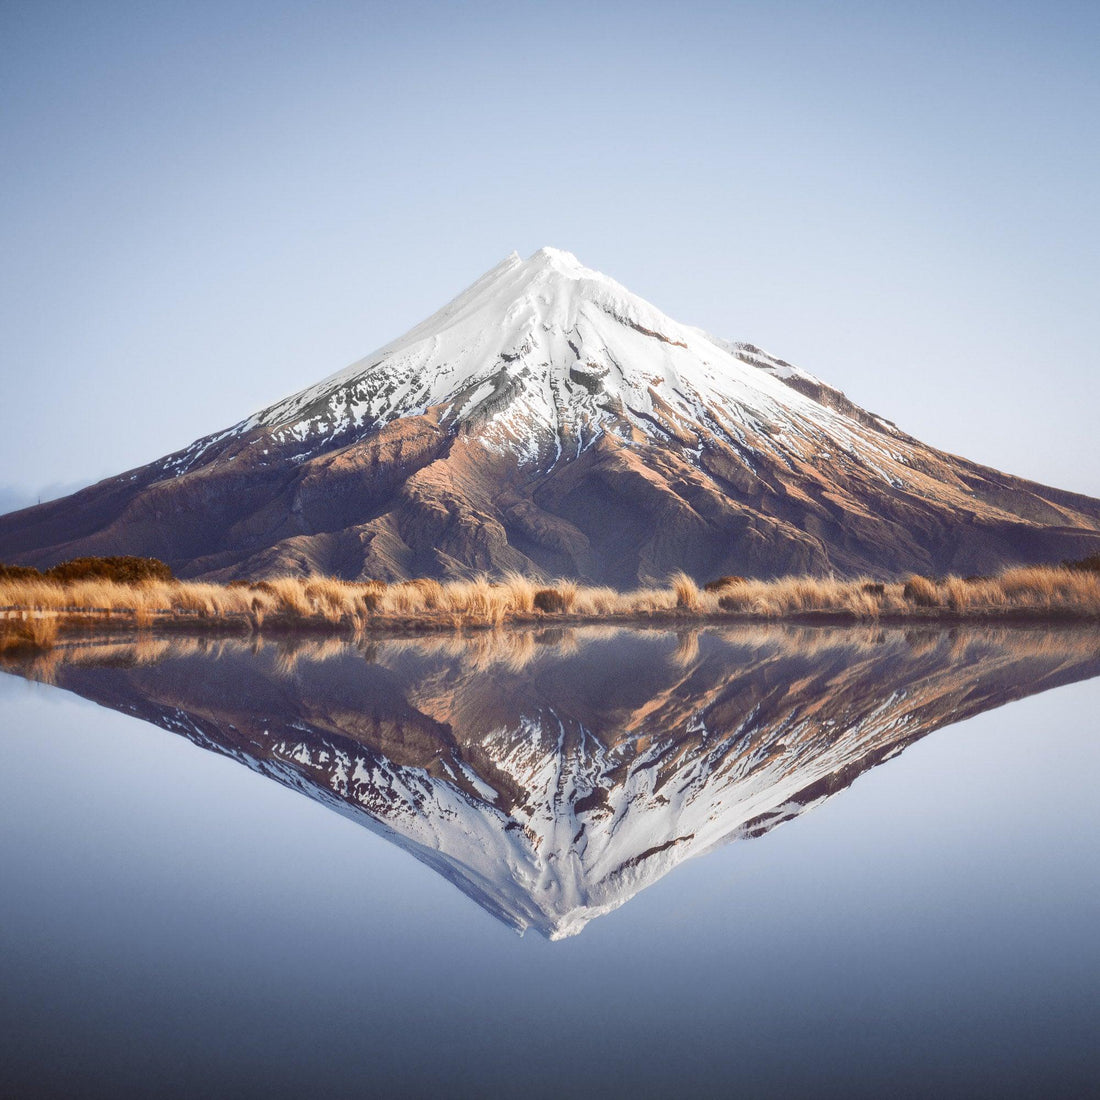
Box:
[0,629,1098,1098]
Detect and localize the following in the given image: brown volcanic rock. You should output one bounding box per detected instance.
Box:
[2,247,1100,582]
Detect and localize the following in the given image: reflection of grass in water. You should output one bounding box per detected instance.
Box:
[671,630,700,667]
[0,616,58,654]
[271,635,352,677]
[6,620,1098,685]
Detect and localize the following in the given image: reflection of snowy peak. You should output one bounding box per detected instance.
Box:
[262,697,902,940]
[28,625,1100,939]
[4,247,1100,582]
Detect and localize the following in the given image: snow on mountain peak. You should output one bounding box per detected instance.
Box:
[234,247,897,472]
[529,244,585,266]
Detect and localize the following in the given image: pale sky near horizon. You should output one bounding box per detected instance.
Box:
[2,0,1098,510]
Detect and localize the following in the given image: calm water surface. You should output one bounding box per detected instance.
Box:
[0,624,1098,1099]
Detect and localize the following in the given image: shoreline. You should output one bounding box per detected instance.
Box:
[4,612,1100,680]
[3,564,1100,652]
[3,601,1099,638]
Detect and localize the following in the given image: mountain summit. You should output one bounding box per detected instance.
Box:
[242,245,862,465]
[4,248,1100,582]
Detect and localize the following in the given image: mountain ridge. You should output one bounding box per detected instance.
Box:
[3,247,1100,583]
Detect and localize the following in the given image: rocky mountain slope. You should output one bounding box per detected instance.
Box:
[10,624,1100,938]
[3,248,1100,582]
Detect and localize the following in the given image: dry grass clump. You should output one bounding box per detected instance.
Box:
[902,575,938,607]
[493,572,537,617]
[2,562,1099,634]
[671,572,702,612]
[988,565,1100,609]
[893,566,1100,617]
[385,578,443,614]
[704,566,1100,620]
[556,580,579,613]
[572,585,629,616]
[715,575,857,615]
[431,577,502,623]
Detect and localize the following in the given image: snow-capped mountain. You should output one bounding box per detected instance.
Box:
[15,624,1100,938]
[4,248,1100,581]
[233,247,882,467]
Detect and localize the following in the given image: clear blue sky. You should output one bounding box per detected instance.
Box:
[2,0,1098,509]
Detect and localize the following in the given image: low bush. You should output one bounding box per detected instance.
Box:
[1064,553,1100,573]
[534,588,567,613]
[0,563,42,582]
[45,556,174,584]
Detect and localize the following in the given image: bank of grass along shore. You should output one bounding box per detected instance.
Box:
[2,555,1100,653]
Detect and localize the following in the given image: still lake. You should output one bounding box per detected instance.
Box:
[1,624,1098,1099]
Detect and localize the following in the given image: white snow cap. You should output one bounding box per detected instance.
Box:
[233,246,890,470]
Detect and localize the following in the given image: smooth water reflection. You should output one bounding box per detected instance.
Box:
[1,624,1099,1097]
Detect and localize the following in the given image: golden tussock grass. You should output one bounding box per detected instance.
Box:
[1,564,1099,647]
[671,572,702,612]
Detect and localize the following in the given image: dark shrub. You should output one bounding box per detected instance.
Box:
[1064,553,1100,573]
[0,563,43,582]
[703,576,747,593]
[861,582,885,597]
[534,588,566,613]
[45,556,173,584]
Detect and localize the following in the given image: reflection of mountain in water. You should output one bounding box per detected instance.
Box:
[6,625,1099,938]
